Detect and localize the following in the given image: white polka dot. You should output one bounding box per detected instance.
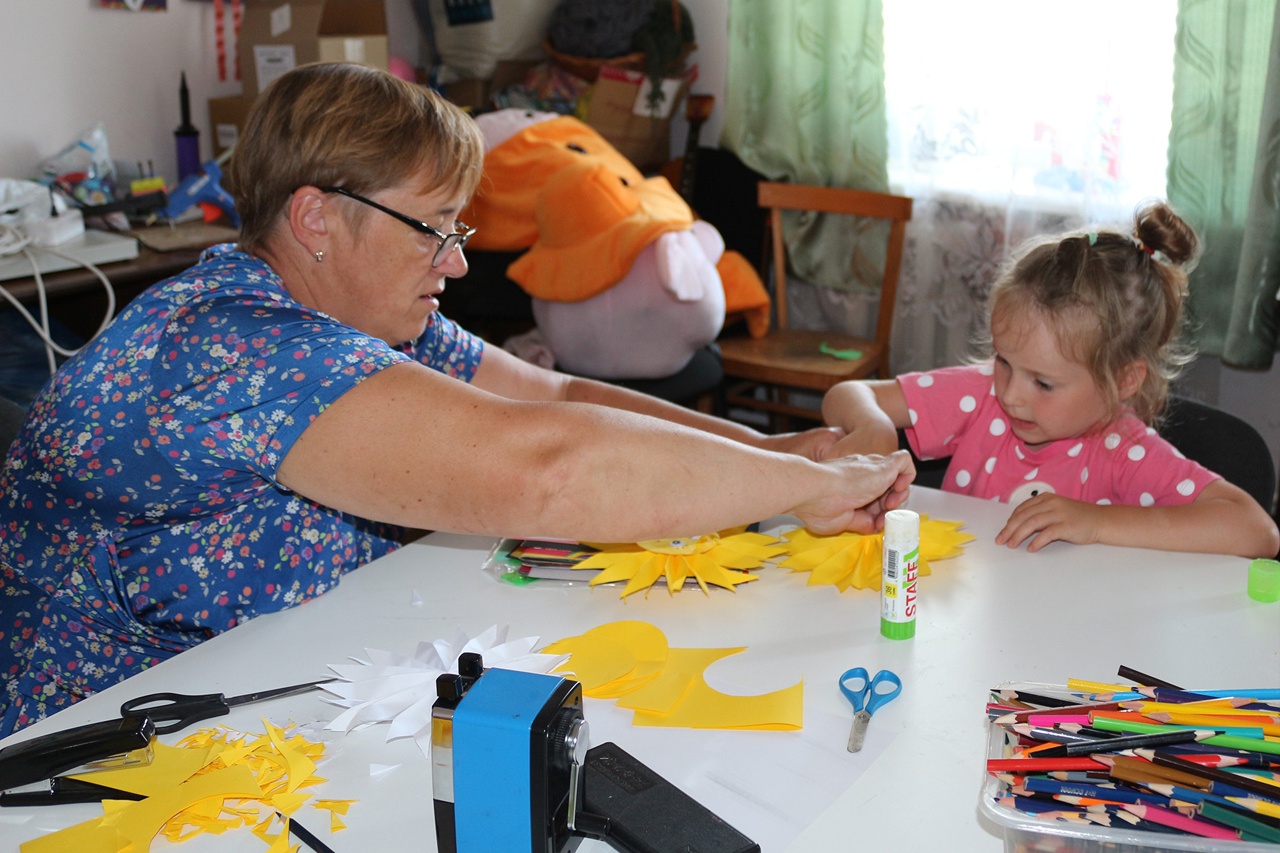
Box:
[955,469,972,488]
[1067,442,1083,457]
[989,383,996,395]
[1096,498,1112,505]
[1127,445,1146,462]
[1014,445,1025,460]
[1081,467,1089,483]
[959,395,977,413]
[1146,427,1157,436]
[943,434,955,446]
[1173,447,1186,459]
[1177,479,1195,496]
[979,363,994,375]
[1104,433,1121,450]
[1025,467,1039,480]
[917,375,934,387]
[909,408,918,426]
[1140,492,1155,507]
[990,419,1007,436]
[985,457,997,474]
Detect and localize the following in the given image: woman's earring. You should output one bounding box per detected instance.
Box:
[314,251,324,263]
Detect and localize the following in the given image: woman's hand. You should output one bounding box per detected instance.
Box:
[791,450,915,536]
[995,493,1101,552]
[756,426,847,461]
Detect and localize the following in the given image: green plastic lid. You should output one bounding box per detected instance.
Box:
[880,617,916,640]
[1247,558,1280,603]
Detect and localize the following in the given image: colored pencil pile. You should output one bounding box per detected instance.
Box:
[986,672,1280,845]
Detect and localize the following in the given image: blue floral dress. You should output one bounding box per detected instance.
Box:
[0,244,484,736]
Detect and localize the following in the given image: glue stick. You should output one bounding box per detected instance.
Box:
[880,509,919,640]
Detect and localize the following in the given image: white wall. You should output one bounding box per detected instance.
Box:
[0,0,422,183]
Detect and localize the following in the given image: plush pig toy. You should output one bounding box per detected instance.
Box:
[464,109,759,379]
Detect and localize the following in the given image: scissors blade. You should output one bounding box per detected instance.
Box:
[847,710,872,753]
[224,679,333,708]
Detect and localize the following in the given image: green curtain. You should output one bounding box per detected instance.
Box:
[1168,0,1280,368]
[721,0,889,295]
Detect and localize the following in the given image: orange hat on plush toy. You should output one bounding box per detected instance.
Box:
[507,160,693,303]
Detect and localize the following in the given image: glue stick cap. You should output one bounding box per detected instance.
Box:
[882,509,920,545]
[1248,558,1280,603]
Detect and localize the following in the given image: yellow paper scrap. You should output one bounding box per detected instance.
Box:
[544,634,637,691]
[548,621,803,731]
[781,515,974,591]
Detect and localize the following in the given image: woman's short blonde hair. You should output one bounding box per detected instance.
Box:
[228,62,485,253]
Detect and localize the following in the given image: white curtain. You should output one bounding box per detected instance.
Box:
[785,0,1179,375]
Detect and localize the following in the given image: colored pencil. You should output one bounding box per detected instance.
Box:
[1121,803,1239,840]
[1154,741,1278,767]
[1088,805,1185,835]
[1009,723,1103,745]
[1199,800,1280,844]
[994,688,1079,708]
[1093,754,1210,788]
[1025,713,1093,726]
[996,700,1125,725]
[1033,728,1215,757]
[1022,776,1168,806]
[1120,699,1258,714]
[1144,750,1280,800]
[1117,665,1182,690]
[1227,795,1280,819]
[1144,782,1239,810]
[988,757,1108,772]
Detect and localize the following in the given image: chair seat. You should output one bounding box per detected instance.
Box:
[718,329,884,392]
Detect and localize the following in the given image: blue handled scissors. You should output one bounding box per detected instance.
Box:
[839,667,902,753]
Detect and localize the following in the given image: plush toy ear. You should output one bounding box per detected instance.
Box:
[653,229,722,302]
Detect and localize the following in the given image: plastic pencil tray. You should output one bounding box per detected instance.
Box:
[979,681,1276,853]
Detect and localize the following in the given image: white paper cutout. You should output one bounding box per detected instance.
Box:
[320,625,568,756]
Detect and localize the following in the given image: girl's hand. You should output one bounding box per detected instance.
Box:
[996,493,1103,552]
[758,426,847,461]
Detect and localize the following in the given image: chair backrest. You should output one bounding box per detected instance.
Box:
[1160,394,1276,512]
[758,182,913,359]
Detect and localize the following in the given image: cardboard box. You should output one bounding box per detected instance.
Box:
[443,59,540,112]
[237,0,388,98]
[208,95,257,159]
[583,64,696,171]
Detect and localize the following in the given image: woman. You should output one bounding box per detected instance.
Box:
[0,63,913,735]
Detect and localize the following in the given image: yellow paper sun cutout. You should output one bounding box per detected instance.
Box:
[576,527,787,598]
[780,515,974,592]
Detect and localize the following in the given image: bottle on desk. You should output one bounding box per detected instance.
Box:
[881,509,920,640]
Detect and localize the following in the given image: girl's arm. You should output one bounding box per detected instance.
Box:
[996,479,1280,558]
[821,379,912,456]
[470,342,844,461]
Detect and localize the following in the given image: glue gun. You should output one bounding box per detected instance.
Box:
[156,148,239,227]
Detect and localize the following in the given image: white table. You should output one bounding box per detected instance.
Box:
[1,487,1276,852]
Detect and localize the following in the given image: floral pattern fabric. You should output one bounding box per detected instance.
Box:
[0,244,484,736]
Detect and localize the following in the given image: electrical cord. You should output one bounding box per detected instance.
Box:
[0,221,117,376]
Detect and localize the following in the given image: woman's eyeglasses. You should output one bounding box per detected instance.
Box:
[319,186,475,268]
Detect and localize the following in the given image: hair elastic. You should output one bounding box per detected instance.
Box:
[1131,232,1155,256]
[1086,232,1098,246]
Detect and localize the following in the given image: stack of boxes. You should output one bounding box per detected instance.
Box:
[208,0,390,158]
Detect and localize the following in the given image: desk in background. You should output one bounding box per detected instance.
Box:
[0,487,1273,852]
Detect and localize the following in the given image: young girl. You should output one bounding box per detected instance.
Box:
[822,202,1279,557]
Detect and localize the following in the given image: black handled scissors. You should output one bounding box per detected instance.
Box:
[120,679,331,735]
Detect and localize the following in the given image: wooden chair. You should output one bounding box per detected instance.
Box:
[718,181,913,430]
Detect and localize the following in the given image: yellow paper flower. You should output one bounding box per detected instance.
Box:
[577,527,787,598]
[780,515,974,592]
